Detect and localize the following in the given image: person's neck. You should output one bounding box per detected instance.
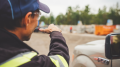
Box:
[5,28,24,41]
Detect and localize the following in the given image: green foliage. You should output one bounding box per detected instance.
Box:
[40,3,120,25]
[39,13,55,25]
[56,13,66,25]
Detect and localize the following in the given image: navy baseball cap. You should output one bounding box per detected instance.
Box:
[0,0,50,20]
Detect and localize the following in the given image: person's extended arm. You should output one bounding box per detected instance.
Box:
[40,24,70,66]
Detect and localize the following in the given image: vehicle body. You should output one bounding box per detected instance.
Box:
[34,25,48,32]
[34,26,40,32]
[34,21,40,32]
[71,40,120,67]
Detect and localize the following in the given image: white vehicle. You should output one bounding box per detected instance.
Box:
[71,40,120,67]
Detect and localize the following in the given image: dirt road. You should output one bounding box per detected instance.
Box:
[24,32,105,65]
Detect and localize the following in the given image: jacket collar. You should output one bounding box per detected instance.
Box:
[0,28,38,54]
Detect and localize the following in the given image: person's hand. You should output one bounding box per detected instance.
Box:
[39,24,62,34]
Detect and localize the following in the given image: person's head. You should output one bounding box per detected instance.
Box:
[0,0,50,41]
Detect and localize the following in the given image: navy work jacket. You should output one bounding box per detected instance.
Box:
[0,28,69,67]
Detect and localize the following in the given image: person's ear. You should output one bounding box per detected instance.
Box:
[22,12,32,29]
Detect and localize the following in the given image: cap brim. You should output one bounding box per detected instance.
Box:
[38,2,50,13]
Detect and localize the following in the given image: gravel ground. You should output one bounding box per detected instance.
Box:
[24,32,105,66]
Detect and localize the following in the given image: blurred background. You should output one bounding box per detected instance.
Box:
[25,0,120,67]
[40,0,120,25]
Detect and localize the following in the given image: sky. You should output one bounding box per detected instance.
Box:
[40,0,120,17]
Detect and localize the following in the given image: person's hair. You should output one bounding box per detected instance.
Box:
[0,9,39,30]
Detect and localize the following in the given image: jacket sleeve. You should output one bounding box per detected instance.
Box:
[19,31,70,67]
[48,31,70,65]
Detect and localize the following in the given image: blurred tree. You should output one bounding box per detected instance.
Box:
[108,2,120,25]
[96,7,108,25]
[40,16,46,22]
[42,3,120,25]
[39,16,49,24]
[66,6,73,25]
[80,5,91,25]
[48,13,55,24]
[56,13,66,25]
[72,6,81,25]
[65,6,81,25]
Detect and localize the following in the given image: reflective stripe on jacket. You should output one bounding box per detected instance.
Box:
[0,52,37,67]
[0,52,68,67]
[49,55,68,67]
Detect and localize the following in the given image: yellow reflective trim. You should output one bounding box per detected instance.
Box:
[57,55,68,67]
[23,52,37,59]
[49,55,68,67]
[50,58,60,67]
[0,52,37,67]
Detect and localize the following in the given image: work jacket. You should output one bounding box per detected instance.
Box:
[0,28,69,67]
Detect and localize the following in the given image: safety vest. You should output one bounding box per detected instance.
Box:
[0,52,68,67]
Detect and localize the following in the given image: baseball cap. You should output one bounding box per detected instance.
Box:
[0,0,50,20]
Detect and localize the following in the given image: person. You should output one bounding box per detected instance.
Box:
[70,26,72,33]
[0,0,70,67]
